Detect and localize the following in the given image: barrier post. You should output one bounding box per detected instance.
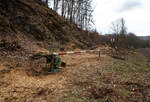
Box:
[99,48,101,58]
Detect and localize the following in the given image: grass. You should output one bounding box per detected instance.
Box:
[108,52,150,74]
[61,51,150,102]
[62,92,90,102]
[119,88,130,97]
[105,51,150,101]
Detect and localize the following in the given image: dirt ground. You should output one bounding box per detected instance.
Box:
[0,48,150,102]
[0,51,108,102]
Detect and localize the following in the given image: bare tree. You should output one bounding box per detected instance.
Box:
[41,0,49,6]
[109,18,128,58]
[47,0,94,30]
[111,18,127,35]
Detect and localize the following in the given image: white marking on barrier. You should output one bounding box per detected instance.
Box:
[67,51,74,54]
[89,50,94,52]
[52,49,101,56]
[80,51,86,53]
[53,52,58,55]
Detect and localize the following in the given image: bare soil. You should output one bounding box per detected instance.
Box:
[0,48,150,102]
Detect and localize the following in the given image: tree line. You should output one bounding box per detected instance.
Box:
[107,18,150,49]
[86,18,150,49]
[41,0,94,30]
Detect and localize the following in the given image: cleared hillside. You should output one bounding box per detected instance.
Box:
[0,0,95,52]
[0,0,100,87]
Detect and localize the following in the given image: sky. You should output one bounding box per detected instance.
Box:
[93,0,150,36]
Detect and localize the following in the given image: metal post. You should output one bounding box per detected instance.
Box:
[99,48,101,58]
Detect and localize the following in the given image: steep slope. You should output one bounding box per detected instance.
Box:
[0,0,98,77]
[0,0,91,52]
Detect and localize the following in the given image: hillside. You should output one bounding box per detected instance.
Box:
[0,0,102,76]
[0,0,95,52]
[0,0,100,87]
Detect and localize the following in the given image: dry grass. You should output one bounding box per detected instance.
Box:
[0,48,150,102]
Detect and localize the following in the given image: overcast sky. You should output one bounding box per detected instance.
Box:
[93,0,150,36]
